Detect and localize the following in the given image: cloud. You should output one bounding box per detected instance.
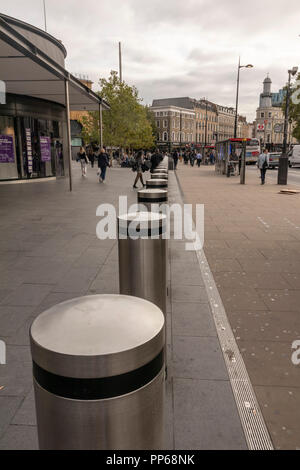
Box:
[1,0,300,120]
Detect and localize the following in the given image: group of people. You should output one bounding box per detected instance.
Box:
[77,146,110,183]
[180,149,215,167]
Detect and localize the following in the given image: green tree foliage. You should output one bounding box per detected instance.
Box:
[80,71,155,150]
[283,74,300,142]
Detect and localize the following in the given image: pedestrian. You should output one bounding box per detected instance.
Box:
[183,151,189,165]
[196,151,202,167]
[189,151,195,167]
[172,149,179,170]
[209,150,215,165]
[77,146,88,177]
[133,150,146,189]
[97,147,110,183]
[150,148,162,172]
[87,146,95,168]
[257,148,269,185]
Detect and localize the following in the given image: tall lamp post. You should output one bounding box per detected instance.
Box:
[234,58,253,138]
[278,66,298,185]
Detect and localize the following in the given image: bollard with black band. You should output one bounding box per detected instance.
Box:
[30,294,165,450]
[151,173,168,180]
[137,188,168,212]
[146,178,168,189]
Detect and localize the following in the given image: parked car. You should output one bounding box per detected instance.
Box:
[268,152,281,169]
[288,144,300,167]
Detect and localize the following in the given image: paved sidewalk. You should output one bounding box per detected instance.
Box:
[177,162,300,450]
[0,163,246,449]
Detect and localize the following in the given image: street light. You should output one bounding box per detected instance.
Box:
[234,58,253,138]
[278,66,298,185]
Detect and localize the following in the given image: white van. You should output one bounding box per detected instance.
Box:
[289,145,300,167]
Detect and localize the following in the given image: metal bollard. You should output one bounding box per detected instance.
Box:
[151,173,168,180]
[146,179,168,189]
[118,212,167,316]
[153,168,168,173]
[168,157,174,170]
[137,188,168,212]
[30,294,165,450]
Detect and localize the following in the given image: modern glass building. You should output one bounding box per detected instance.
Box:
[0,13,109,186]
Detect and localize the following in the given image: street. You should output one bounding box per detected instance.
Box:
[247,165,300,187]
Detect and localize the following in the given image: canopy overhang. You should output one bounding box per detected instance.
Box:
[0,16,109,111]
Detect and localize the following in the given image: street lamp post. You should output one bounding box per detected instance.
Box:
[278,67,298,185]
[234,58,253,138]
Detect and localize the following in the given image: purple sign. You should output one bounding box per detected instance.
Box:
[0,135,15,163]
[40,136,51,162]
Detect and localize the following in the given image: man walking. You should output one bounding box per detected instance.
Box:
[257,148,269,185]
[196,151,202,167]
[97,148,110,183]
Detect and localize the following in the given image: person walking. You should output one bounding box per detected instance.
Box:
[196,151,202,167]
[77,146,88,177]
[189,150,195,167]
[257,148,269,185]
[209,150,215,165]
[150,148,162,172]
[87,146,95,168]
[133,150,146,189]
[172,149,179,170]
[97,148,110,183]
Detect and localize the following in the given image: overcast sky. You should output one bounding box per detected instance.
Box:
[1,0,300,120]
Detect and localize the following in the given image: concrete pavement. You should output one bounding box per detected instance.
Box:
[0,163,247,450]
[177,161,300,450]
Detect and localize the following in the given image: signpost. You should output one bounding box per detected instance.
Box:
[240,139,247,185]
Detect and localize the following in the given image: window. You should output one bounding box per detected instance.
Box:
[268,112,272,118]
[261,112,264,118]
[172,131,175,141]
[156,121,160,128]
[163,120,168,128]
[163,131,168,141]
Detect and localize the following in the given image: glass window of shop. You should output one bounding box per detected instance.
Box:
[0,115,64,181]
[20,117,64,179]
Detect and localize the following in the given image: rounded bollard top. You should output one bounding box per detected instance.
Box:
[30,294,165,379]
[118,211,166,224]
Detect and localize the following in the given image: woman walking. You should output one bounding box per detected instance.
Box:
[133,150,145,189]
[77,146,88,177]
[97,148,110,183]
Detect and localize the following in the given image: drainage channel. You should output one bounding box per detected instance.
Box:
[173,172,274,450]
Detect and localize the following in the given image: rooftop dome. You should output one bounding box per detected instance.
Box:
[263,76,272,83]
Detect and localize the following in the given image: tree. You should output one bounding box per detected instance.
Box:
[79,71,155,150]
[283,74,300,142]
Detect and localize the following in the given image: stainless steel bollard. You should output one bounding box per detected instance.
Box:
[151,173,168,180]
[146,179,168,189]
[118,212,167,315]
[30,294,165,450]
[137,188,168,211]
[168,157,174,170]
[153,169,168,174]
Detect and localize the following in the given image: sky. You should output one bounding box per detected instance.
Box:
[1,0,300,121]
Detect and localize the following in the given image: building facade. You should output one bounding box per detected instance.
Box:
[216,105,235,141]
[151,100,195,148]
[255,76,297,148]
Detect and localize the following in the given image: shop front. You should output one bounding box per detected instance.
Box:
[0,94,67,181]
[0,13,109,186]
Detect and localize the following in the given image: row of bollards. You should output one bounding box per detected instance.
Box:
[30,156,170,449]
